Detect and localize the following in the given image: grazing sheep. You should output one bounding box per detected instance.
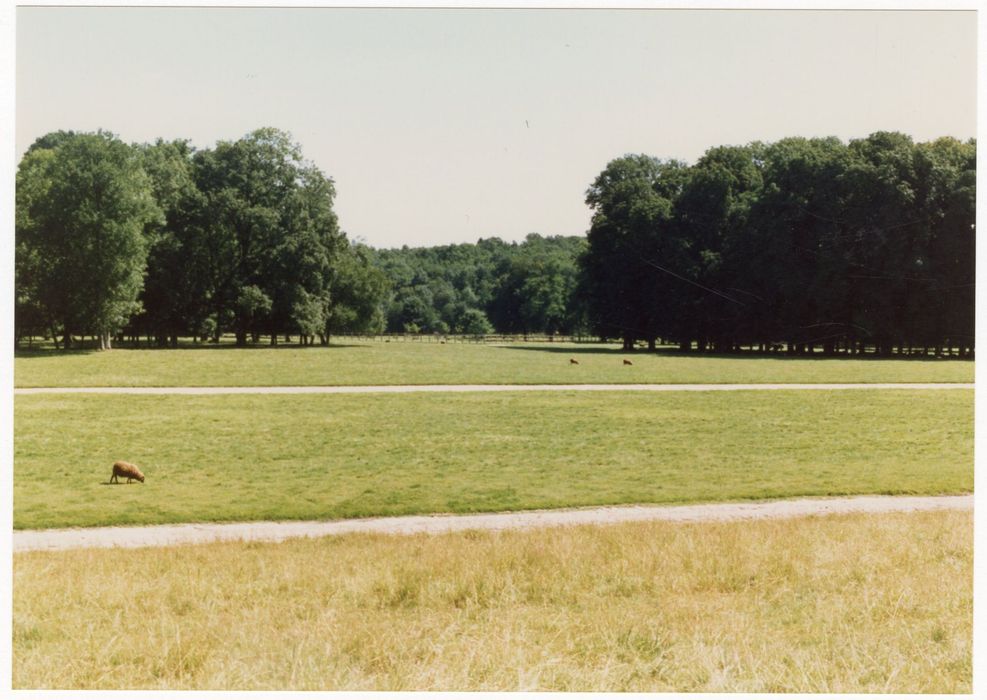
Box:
[110,460,145,484]
[569,358,579,365]
[623,359,633,365]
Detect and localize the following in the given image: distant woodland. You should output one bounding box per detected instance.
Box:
[16,128,975,355]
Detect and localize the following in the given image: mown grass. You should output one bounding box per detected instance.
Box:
[12,510,972,691]
[14,389,972,529]
[14,341,973,387]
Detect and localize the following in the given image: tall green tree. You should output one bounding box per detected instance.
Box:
[16,131,161,349]
[914,137,976,355]
[324,242,390,341]
[745,136,854,353]
[191,128,344,345]
[133,138,208,346]
[488,234,586,335]
[673,144,764,351]
[581,155,689,349]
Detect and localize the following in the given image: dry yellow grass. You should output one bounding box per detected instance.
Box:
[13,510,971,692]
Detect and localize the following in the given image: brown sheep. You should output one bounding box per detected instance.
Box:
[569,358,579,365]
[110,460,145,484]
[623,359,633,365]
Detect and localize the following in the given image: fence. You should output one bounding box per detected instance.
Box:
[331,332,596,344]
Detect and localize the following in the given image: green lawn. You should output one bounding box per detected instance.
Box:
[14,389,972,529]
[14,341,974,387]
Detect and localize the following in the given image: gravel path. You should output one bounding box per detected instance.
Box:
[13,494,972,553]
[14,382,975,395]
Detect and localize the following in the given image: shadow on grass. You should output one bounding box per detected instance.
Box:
[15,348,102,358]
[498,344,968,363]
[495,345,629,355]
[16,342,371,358]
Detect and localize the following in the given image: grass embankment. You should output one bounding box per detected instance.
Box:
[12,510,971,691]
[14,341,974,387]
[14,389,972,529]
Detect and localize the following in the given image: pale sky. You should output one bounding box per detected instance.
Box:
[15,7,977,248]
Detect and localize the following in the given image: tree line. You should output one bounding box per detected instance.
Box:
[581,132,975,355]
[369,234,587,336]
[15,128,975,355]
[16,128,390,348]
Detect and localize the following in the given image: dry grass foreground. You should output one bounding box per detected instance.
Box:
[14,509,971,692]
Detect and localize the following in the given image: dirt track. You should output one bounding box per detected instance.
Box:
[13,494,972,553]
[14,382,975,395]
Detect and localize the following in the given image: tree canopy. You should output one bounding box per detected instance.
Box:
[580,132,976,355]
[16,131,161,349]
[15,128,387,348]
[369,234,587,336]
[15,128,975,355]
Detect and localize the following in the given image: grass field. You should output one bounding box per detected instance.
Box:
[12,510,971,692]
[14,341,974,387]
[14,389,972,529]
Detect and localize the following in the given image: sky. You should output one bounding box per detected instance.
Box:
[15,6,978,249]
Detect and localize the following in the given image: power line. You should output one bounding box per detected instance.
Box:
[636,253,748,307]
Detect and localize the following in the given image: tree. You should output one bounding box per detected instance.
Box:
[581,155,689,349]
[915,137,976,355]
[324,243,390,342]
[488,234,585,335]
[133,138,207,346]
[190,128,344,345]
[580,134,975,355]
[670,144,765,351]
[458,307,494,335]
[744,137,853,353]
[16,131,161,349]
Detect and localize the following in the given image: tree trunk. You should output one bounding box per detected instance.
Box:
[235,330,247,347]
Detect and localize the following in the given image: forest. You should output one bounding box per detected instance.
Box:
[15,128,975,355]
[582,132,976,356]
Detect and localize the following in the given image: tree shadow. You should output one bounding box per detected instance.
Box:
[497,344,968,363]
[15,348,101,358]
[15,342,371,358]
[497,345,628,356]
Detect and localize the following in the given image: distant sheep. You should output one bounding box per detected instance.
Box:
[623,359,633,365]
[570,358,579,365]
[110,460,145,484]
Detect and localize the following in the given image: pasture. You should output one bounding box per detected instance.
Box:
[14,389,972,529]
[12,510,972,692]
[14,340,974,387]
[13,341,974,692]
